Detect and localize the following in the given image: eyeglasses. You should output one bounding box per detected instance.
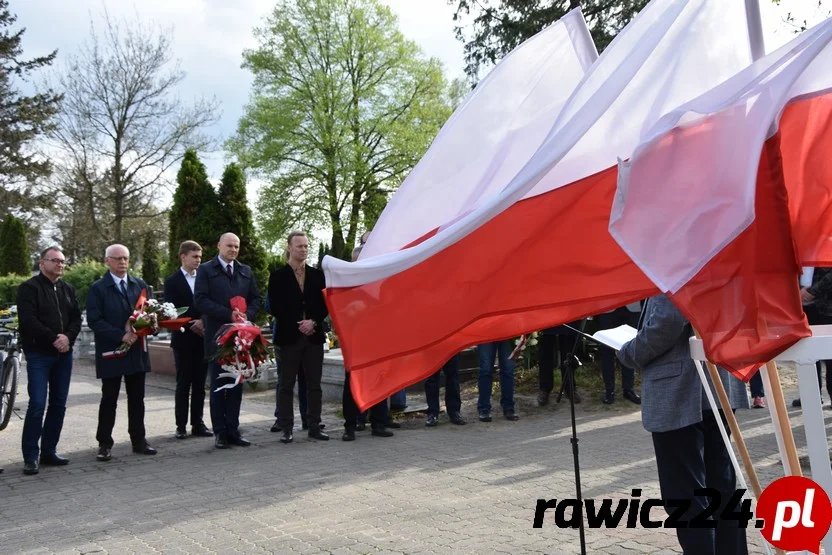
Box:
[107,256,129,262]
[43,258,67,265]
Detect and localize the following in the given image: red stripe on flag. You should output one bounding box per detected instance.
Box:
[325,167,657,410]
[671,133,810,380]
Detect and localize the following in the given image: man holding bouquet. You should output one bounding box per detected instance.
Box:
[87,244,156,461]
[194,232,262,449]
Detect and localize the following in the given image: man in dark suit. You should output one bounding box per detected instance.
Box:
[618,294,748,555]
[87,244,157,462]
[194,232,262,449]
[268,231,329,443]
[164,240,213,439]
[17,246,82,475]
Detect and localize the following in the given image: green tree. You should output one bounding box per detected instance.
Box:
[229,0,452,260]
[0,215,30,276]
[167,149,220,271]
[449,0,649,81]
[0,0,62,216]
[141,232,162,290]
[216,163,269,287]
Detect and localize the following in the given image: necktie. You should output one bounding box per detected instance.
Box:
[226,264,233,279]
[119,279,128,301]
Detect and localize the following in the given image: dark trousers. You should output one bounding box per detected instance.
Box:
[749,370,764,398]
[805,304,832,397]
[651,410,748,555]
[209,360,243,437]
[425,355,461,417]
[173,339,208,428]
[278,336,323,431]
[96,372,147,448]
[273,354,308,424]
[343,371,389,429]
[538,322,581,393]
[597,309,637,394]
[22,352,73,461]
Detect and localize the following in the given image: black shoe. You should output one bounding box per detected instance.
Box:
[385,421,401,429]
[23,460,39,475]
[342,428,356,441]
[623,389,641,405]
[301,420,308,431]
[175,427,187,439]
[390,404,407,413]
[354,422,366,431]
[192,423,213,437]
[425,414,438,427]
[308,428,330,441]
[96,447,112,462]
[371,427,394,437]
[270,419,282,433]
[39,453,69,466]
[537,390,550,406]
[503,411,520,421]
[478,411,492,423]
[564,387,582,403]
[449,412,467,425]
[602,391,615,405]
[280,430,294,444]
[792,398,802,408]
[132,443,157,455]
[228,435,251,447]
[214,434,230,449]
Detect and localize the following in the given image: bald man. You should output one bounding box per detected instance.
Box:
[194,233,262,449]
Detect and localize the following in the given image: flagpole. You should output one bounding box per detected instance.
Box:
[744,0,766,60]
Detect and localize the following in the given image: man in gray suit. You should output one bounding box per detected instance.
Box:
[618,294,748,555]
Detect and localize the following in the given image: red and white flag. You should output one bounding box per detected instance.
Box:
[323,0,756,409]
[611,17,832,378]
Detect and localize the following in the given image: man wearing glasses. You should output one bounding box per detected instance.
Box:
[87,244,157,462]
[16,247,82,475]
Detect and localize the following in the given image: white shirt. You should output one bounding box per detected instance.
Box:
[110,272,128,291]
[181,267,196,294]
[218,256,235,275]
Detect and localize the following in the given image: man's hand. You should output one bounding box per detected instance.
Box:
[121,331,138,345]
[801,287,815,304]
[52,334,70,353]
[232,309,246,323]
[298,319,316,335]
[189,319,205,337]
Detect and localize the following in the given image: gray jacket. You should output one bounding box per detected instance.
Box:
[617,295,749,433]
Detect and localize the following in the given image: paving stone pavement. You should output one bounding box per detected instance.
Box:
[0,359,829,554]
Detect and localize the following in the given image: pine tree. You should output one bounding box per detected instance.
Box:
[141,232,161,290]
[0,214,30,276]
[0,0,62,218]
[216,163,268,288]
[167,149,220,272]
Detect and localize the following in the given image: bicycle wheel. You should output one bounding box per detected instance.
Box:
[0,356,18,431]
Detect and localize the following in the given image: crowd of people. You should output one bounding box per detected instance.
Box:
[9,230,831,555]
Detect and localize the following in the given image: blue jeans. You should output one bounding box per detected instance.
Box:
[390,388,407,409]
[477,341,515,413]
[22,351,73,462]
[749,370,764,398]
[425,355,461,417]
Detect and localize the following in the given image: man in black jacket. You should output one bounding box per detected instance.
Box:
[16,247,82,475]
[194,232,262,449]
[795,267,832,407]
[268,231,329,443]
[164,240,213,439]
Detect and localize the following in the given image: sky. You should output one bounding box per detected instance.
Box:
[12,0,831,196]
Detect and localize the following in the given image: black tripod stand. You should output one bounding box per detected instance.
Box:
[555,318,588,555]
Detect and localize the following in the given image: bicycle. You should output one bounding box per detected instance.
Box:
[0,320,21,431]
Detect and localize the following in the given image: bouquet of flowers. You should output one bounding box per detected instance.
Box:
[105,289,191,358]
[510,331,539,361]
[211,296,272,391]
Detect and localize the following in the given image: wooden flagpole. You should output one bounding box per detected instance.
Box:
[763,360,804,476]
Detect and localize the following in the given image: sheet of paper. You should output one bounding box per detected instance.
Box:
[591,325,637,351]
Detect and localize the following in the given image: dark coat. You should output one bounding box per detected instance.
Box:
[163,269,203,350]
[807,267,832,317]
[87,273,151,379]
[16,273,82,356]
[267,264,328,347]
[193,258,262,357]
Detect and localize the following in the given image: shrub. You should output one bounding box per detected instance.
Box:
[0,273,27,307]
[63,259,107,310]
